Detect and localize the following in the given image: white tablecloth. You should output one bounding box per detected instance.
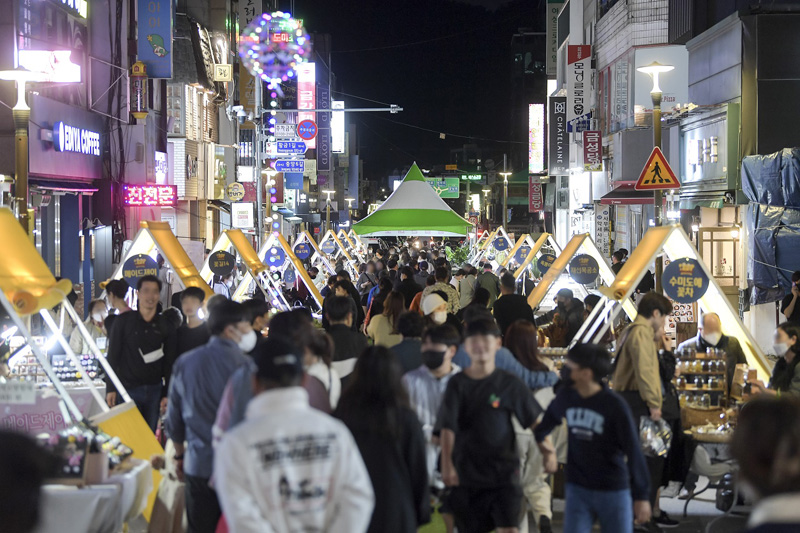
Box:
[36,459,152,533]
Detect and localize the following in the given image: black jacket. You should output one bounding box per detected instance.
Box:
[492,293,534,337]
[327,324,369,362]
[395,278,423,309]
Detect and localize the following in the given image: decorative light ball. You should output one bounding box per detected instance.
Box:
[238,11,312,85]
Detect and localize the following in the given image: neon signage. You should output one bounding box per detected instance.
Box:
[59,0,88,18]
[53,121,100,156]
[529,103,544,173]
[18,50,81,83]
[123,185,178,207]
[297,62,316,149]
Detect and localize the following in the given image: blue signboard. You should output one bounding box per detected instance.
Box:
[320,240,336,254]
[514,246,532,265]
[122,254,158,289]
[284,268,297,284]
[285,172,303,190]
[569,254,600,285]
[537,253,556,274]
[137,0,173,78]
[264,247,286,267]
[276,141,307,154]
[663,258,709,303]
[494,237,509,251]
[294,242,312,260]
[275,159,305,172]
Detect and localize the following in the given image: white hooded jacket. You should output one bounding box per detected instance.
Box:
[214,387,374,533]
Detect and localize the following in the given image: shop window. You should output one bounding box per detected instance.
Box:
[166,84,183,135]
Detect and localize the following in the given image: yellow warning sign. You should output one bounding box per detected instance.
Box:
[635,147,680,190]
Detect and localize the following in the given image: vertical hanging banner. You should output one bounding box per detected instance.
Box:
[236,0,262,133]
[137,0,174,78]
[583,130,602,171]
[529,103,545,174]
[528,179,544,212]
[297,63,316,149]
[567,45,592,132]
[548,96,568,176]
[594,203,611,256]
[317,84,331,171]
[331,101,345,153]
[546,1,564,77]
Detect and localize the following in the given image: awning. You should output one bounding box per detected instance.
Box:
[600,185,655,205]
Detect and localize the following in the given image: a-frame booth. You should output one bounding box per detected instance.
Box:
[293,230,336,276]
[472,227,515,267]
[338,228,366,263]
[318,229,359,279]
[255,232,325,312]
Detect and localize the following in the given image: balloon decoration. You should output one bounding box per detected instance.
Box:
[238,12,311,90]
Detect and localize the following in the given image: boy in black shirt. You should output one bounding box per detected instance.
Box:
[176,287,211,357]
[534,344,651,533]
[439,318,545,533]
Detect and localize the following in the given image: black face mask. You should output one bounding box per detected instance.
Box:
[559,365,574,388]
[422,350,447,370]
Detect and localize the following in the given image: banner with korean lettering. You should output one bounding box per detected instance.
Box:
[548,96,568,175]
[583,130,602,171]
[594,203,610,256]
[297,63,316,148]
[662,258,709,303]
[317,83,331,171]
[567,45,592,132]
[546,1,564,77]
[137,0,173,78]
[528,179,544,212]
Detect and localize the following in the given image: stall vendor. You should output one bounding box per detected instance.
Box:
[751,323,800,398]
[676,312,747,389]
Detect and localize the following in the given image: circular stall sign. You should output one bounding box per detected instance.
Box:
[569,254,600,285]
[294,242,312,260]
[226,182,245,201]
[264,247,286,267]
[122,254,158,288]
[514,245,532,265]
[537,253,557,275]
[662,258,709,303]
[320,240,336,255]
[493,237,509,251]
[284,268,297,284]
[209,251,236,276]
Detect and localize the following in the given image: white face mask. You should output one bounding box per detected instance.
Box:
[432,311,447,325]
[92,312,106,323]
[701,331,722,346]
[237,329,258,352]
[225,279,234,288]
[774,342,790,357]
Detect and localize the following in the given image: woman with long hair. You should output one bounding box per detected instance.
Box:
[367,291,405,348]
[305,329,342,408]
[504,320,553,372]
[335,346,430,533]
[752,322,800,397]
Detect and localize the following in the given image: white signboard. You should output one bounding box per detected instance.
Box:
[232,202,254,228]
[594,203,611,257]
[567,45,592,132]
[332,100,345,153]
[0,381,36,405]
[275,124,296,137]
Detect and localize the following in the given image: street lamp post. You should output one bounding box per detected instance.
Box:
[323,190,335,234]
[0,68,45,237]
[637,61,674,294]
[482,188,491,225]
[500,153,511,229]
[345,197,354,221]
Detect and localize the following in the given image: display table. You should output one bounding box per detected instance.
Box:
[35,459,152,533]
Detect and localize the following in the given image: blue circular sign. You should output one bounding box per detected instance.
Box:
[284,268,297,284]
[320,240,336,254]
[537,253,557,275]
[294,242,312,260]
[121,254,159,289]
[514,246,532,264]
[569,254,600,285]
[662,258,709,303]
[493,237,509,251]
[264,247,286,267]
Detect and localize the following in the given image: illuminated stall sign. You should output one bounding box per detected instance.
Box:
[53,121,100,156]
[123,185,178,207]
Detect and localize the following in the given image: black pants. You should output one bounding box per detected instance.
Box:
[646,455,665,508]
[185,474,222,533]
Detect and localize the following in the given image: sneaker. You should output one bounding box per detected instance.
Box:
[653,511,680,528]
[661,481,682,499]
[538,515,553,533]
[634,520,660,533]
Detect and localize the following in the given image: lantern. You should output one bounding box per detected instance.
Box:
[131,61,148,120]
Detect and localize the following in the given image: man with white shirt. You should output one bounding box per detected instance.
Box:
[214,337,374,533]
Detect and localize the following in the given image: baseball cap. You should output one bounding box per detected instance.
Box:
[419,260,429,271]
[422,293,447,316]
[252,337,304,383]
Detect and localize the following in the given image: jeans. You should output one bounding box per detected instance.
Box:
[185,474,222,533]
[564,483,633,533]
[123,383,162,432]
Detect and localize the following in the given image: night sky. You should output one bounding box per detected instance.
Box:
[292,0,543,179]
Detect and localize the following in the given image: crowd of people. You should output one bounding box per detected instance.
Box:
[8,241,800,533]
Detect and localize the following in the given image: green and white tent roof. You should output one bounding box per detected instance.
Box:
[352,163,472,237]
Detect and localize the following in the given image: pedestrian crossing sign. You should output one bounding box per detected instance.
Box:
[635,147,680,190]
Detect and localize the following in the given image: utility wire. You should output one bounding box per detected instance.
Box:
[364,112,528,145]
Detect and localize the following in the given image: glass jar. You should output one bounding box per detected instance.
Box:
[676,376,687,390]
[679,392,688,407]
[700,393,711,408]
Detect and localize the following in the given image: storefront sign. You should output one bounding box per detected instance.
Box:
[567,45,592,132]
[662,258,709,303]
[53,121,100,156]
[227,182,245,201]
[209,251,236,276]
[546,1,564,77]
[332,101,345,153]
[318,128,332,172]
[1,388,97,435]
[294,242,312,259]
[569,254,600,285]
[232,202,254,228]
[137,0,173,78]
[18,50,81,83]
[548,96,568,176]
[583,130,602,171]
[297,63,316,148]
[529,103,545,174]
[594,204,611,257]
[514,245,532,265]
[320,240,336,254]
[528,180,544,212]
[264,247,286,267]
[426,178,460,198]
[122,254,159,288]
[123,185,178,207]
[155,151,168,184]
[537,253,556,274]
[213,64,233,82]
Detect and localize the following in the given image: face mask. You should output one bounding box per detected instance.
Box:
[92,312,106,323]
[238,329,258,352]
[432,311,447,325]
[226,279,234,288]
[560,365,574,388]
[422,350,446,370]
[774,342,790,357]
[701,332,722,346]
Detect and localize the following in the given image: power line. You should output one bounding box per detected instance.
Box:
[364,113,527,145]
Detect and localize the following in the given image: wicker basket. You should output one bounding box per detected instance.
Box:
[681,406,724,429]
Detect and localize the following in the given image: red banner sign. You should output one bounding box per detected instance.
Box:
[583,130,602,171]
[528,180,544,212]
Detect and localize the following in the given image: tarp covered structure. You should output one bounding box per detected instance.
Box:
[352,163,472,237]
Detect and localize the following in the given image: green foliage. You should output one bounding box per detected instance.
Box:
[445,244,470,266]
